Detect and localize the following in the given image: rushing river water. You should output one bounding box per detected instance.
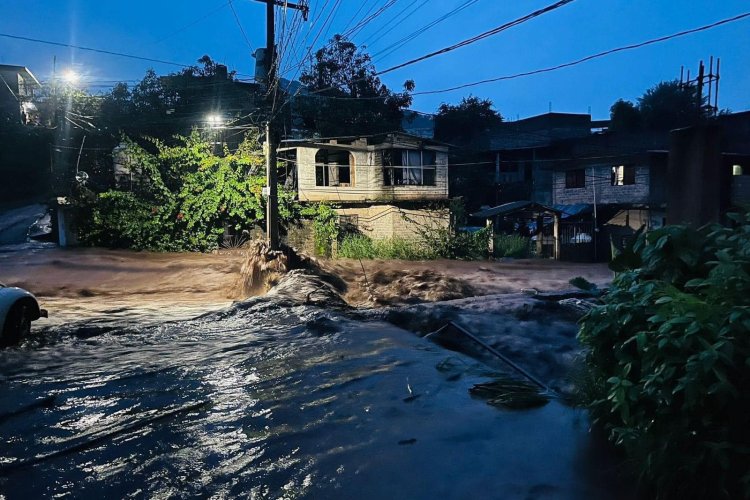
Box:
[0,295,630,499]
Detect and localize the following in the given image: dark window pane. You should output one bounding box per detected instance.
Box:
[422,150,436,167]
[393,167,404,185]
[339,165,351,185]
[423,167,436,186]
[566,169,585,189]
[316,165,327,186]
[623,165,635,185]
[383,167,392,186]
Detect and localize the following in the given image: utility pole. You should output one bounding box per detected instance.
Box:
[257,0,309,250]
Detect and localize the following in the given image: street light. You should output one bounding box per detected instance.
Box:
[61,69,80,85]
[206,114,224,129]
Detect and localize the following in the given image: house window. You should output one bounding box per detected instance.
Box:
[611,165,635,186]
[315,164,328,186]
[733,164,744,176]
[315,150,354,187]
[383,149,437,186]
[565,169,585,189]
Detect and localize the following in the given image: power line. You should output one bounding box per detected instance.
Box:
[411,11,750,95]
[344,0,399,40]
[291,10,750,102]
[228,0,255,52]
[0,32,193,68]
[377,0,576,75]
[339,0,378,37]
[149,1,231,47]
[279,0,575,108]
[371,0,481,61]
[360,0,429,50]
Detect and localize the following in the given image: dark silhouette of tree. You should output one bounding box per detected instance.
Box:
[298,35,413,137]
[609,80,709,133]
[434,95,502,146]
[179,55,237,79]
[609,99,641,132]
[99,57,259,141]
[638,80,707,130]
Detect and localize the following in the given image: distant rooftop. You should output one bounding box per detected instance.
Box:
[0,64,41,87]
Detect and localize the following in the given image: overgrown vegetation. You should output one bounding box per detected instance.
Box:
[74,131,298,252]
[577,214,750,498]
[494,234,530,258]
[337,234,432,260]
[335,228,489,261]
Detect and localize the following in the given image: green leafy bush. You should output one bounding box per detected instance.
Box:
[578,214,750,498]
[412,226,489,260]
[337,234,376,259]
[75,132,299,252]
[494,234,530,258]
[337,234,432,260]
[299,203,339,257]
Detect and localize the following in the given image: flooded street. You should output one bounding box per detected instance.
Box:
[0,207,628,498]
[0,294,630,499]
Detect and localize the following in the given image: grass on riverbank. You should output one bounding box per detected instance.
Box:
[337,234,432,260]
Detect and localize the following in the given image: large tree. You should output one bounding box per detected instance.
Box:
[99,56,257,141]
[434,95,503,146]
[609,98,641,132]
[638,80,707,130]
[298,35,414,137]
[609,80,709,132]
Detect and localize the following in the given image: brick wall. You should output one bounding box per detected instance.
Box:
[553,164,650,205]
[335,205,449,241]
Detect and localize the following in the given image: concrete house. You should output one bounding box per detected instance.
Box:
[0,65,41,125]
[281,132,450,241]
[453,112,603,211]
[550,132,670,238]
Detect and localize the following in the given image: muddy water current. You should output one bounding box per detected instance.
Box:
[0,297,628,499]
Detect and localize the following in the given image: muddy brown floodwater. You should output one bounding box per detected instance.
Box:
[1,243,633,499]
[0,245,612,325]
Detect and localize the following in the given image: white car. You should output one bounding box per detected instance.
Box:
[0,283,47,347]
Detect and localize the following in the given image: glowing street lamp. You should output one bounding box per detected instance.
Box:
[206,114,224,129]
[61,69,80,85]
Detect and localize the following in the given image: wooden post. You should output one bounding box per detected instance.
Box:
[535,214,544,257]
[257,0,308,250]
[553,213,560,260]
[486,218,495,259]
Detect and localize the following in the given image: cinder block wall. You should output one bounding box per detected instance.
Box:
[335,205,449,241]
[552,165,650,205]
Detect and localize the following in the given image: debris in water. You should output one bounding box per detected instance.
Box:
[470,378,549,410]
[398,438,417,445]
[234,240,295,297]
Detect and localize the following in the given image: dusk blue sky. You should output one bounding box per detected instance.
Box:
[1,0,748,120]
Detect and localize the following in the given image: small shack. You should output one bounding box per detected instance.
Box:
[472,201,562,260]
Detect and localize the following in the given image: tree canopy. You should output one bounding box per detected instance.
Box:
[98,56,261,141]
[610,80,710,132]
[297,34,414,137]
[434,95,503,145]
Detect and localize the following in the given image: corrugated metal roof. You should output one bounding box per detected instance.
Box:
[551,204,593,218]
[471,201,562,219]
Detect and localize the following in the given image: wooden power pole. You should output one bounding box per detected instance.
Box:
[256,0,308,250]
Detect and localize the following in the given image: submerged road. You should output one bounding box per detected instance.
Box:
[0,293,632,499]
